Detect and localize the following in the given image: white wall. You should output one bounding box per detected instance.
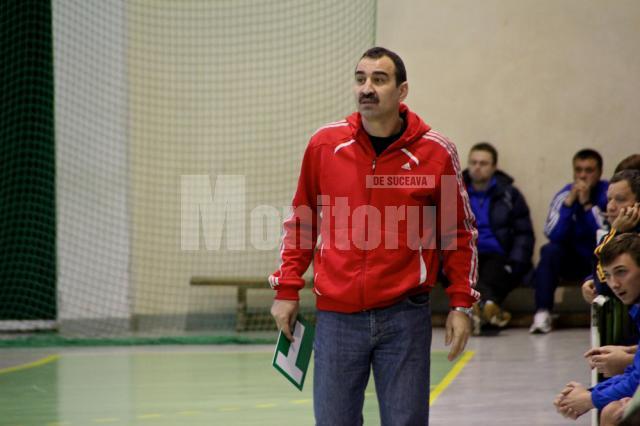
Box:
[127,0,375,315]
[53,0,130,328]
[377,0,640,257]
[53,0,376,328]
[50,1,640,326]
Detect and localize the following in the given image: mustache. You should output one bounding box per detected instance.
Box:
[359,93,379,103]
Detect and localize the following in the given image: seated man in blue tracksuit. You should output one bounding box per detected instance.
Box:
[583,169,640,303]
[530,149,608,333]
[463,142,534,333]
[553,233,640,421]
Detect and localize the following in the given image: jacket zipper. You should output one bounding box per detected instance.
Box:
[360,158,377,309]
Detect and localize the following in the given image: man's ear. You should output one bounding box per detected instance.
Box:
[398,81,408,102]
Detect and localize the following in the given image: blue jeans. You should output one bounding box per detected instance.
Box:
[313,293,432,426]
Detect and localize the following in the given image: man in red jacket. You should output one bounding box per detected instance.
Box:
[269,46,479,425]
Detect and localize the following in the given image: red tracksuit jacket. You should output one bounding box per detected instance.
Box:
[269,104,480,312]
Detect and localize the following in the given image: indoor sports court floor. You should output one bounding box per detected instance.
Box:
[1,328,591,425]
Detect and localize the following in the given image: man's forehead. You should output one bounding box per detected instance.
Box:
[604,253,635,271]
[574,158,598,168]
[608,180,631,194]
[469,151,493,161]
[355,56,395,74]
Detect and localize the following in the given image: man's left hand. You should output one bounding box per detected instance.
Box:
[445,310,471,361]
[555,382,594,420]
[612,203,640,233]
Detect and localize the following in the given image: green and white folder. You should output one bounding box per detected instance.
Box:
[272,315,315,391]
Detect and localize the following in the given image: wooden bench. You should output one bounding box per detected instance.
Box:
[191,276,589,331]
[190,277,274,332]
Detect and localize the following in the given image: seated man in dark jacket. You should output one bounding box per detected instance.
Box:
[464,142,535,333]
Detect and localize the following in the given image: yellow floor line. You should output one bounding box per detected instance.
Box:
[256,403,277,408]
[0,354,59,375]
[137,413,163,419]
[178,411,203,416]
[429,351,474,406]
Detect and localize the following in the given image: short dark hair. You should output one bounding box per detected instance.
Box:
[614,154,640,174]
[610,169,640,202]
[360,46,407,86]
[600,233,640,269]
[470,142,498,165]
[573,149,603,170]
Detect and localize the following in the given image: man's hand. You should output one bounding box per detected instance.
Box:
[554,383,576,418]
[575,181,591,206]
[554,382,594,420]
[445,310,471,361]
[584,345,635,377]
[581,279,597,304]
[612,203,640,233]
[564,184,579,207]
[270,299,299,342]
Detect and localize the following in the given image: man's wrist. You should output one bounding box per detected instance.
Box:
[584,391,595,411]
[451,306,473,319]
[275,287,301,301]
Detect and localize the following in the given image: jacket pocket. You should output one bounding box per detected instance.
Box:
[407,292,430,307]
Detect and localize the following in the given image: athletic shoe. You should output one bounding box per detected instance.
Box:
[529,310,552,334]
[483,302,512,328]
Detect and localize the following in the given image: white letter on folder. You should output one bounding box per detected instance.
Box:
[275,322,305,384]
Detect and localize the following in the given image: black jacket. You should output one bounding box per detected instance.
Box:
[463,169,535,277]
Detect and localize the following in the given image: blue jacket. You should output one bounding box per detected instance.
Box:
[591,304,640,410]
[543,181,608,260]
[463,170,535,276]
[467,176,505,256]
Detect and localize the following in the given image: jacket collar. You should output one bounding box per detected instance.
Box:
[346,103,431,155]
[463,169,514,196]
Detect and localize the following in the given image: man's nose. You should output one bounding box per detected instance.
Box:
[609,278,621,290]
[361,79,373,93]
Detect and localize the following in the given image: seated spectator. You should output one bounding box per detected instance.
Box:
[463,142,534,333]
[582,154,640,303]
[553,233,640,421]
[582,170,640,304]
[614,154,640,174]
[530,149,608,333]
